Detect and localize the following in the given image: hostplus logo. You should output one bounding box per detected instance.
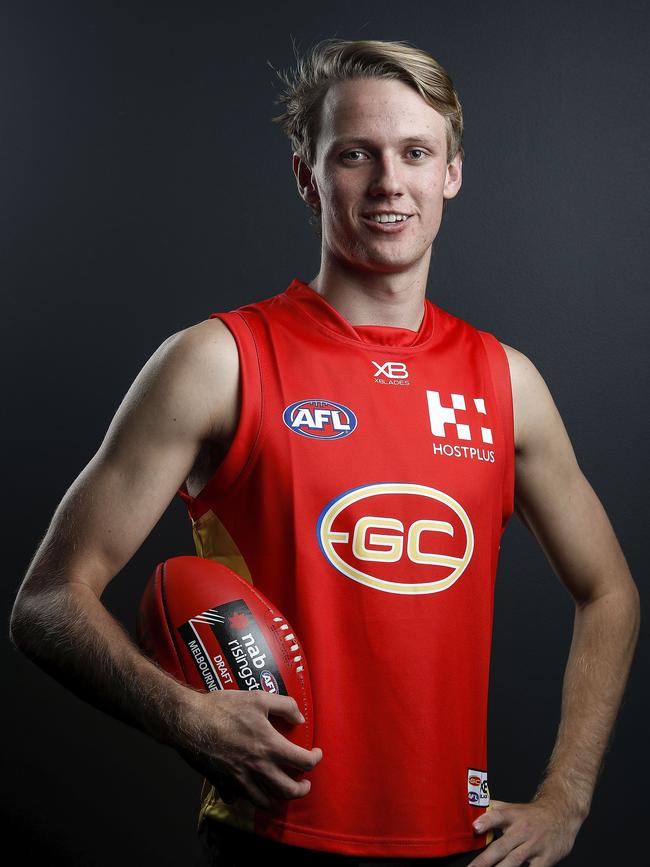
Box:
[426,390,496,463]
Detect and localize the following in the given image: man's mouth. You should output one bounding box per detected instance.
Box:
[363,213,412,223]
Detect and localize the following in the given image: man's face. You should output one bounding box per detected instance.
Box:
[293,77,462,275]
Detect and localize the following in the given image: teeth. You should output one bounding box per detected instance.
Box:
[368,213,409,223]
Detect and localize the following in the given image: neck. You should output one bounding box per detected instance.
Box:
[308,258,430,331]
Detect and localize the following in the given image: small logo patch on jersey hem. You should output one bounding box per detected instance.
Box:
[468,768,489,807]
[283,399,357,440]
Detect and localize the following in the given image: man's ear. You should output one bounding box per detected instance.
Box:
[293,154,321,213]
[443,151,463,200]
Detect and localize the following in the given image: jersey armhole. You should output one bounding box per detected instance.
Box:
[478,330,515,529]
[176,310,263,519]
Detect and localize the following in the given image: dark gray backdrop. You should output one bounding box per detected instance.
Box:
[3,1,647,864]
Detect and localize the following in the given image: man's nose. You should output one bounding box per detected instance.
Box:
[368,154,403,198]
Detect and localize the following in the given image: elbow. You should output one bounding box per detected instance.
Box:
[619,585,641,660]
[628,583,641,636]
[8,585,53,658]
[9,600,29,654]
[616,579,641,630]
[9,582,86,665]
[8,591,36,654]
[576,566,641,612]
[578,582,641,641]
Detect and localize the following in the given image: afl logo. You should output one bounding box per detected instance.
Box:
[283,398,357,440]
[260,670,279,693]
[317,482,474,595]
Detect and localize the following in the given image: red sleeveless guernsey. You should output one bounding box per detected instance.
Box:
[177,277,515,858]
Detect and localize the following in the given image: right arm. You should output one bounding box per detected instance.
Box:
[9,318,321,809]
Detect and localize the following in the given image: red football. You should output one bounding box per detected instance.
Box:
[136,555,313,751]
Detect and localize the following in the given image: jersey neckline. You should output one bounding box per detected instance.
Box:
[283,277,436,349]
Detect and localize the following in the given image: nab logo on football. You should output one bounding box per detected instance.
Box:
[317,482,474,595]
[283,399,357,440]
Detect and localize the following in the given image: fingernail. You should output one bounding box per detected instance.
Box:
[473,820,484,830]
[299,713,305,722]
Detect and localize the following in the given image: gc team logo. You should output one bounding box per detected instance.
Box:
[283,398,357,440]
[317,482,474,594]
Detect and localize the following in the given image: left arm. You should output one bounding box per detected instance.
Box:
[469,344,640,867]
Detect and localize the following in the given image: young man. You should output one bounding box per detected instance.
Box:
[10,38,639,867]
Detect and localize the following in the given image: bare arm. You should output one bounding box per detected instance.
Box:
[469,347,640,867]
[9,318,321,808]
[507,344,640,818]
[9,321,235,743]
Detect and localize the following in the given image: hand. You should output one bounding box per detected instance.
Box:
[467,795,584,867]
[171,688,323,811]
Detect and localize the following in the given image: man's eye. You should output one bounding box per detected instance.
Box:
[343,150,367,161]
[342,148,427,162]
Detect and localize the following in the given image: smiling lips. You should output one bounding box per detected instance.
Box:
[365,212,412,223]
[361,213,413,233]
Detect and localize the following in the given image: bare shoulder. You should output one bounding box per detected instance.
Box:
[497,341,561,455]
[498,340,535,385]
[171,316,238,373]
[166,316,240,440]
[13,316,242,599]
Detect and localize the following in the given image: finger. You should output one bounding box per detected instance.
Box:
[241,772,281,811]
[267,734,323,772]
[252,762,313,801]
[262,692,306,724]
[471,827,531,867]
[490,842,533,867]
[219,764,279,810]
[467,835,512,867]
[473,809,503,834]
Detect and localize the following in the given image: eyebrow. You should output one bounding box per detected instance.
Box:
[328,135,441,152]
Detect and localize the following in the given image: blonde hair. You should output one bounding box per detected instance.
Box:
[269,37,464,169]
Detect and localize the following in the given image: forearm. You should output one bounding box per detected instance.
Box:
[9,581,197,749]
[532,587,640,818]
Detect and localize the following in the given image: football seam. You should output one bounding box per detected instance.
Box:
[269,614,311,734]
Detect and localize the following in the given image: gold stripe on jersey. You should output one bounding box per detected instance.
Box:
[191,509,253,586]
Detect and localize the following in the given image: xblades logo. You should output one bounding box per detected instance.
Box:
[372,361,410,386]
